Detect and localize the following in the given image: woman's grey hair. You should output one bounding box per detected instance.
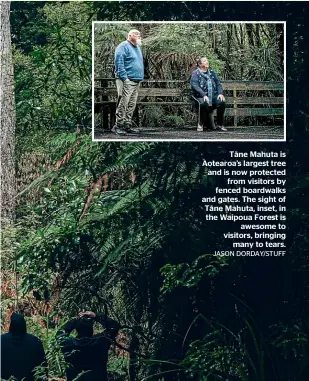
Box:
[197,57,208,66]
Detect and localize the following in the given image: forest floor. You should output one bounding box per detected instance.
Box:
[94,126,284,141]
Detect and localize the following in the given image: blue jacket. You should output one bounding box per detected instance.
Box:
[114,40,144,82]
[190,68,223,98]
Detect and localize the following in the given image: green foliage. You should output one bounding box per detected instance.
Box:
[94,22,283,129]
[107,357,130,378]
[25,316,67,379]
[14,2,92,147]
[13,133,309,380]
[95,22,282,81]
[8,2,309,381]
[140,106,186,128]
[181,331,246,380]
[161,254,229,292]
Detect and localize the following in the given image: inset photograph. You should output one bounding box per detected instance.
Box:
[92,22,285,141]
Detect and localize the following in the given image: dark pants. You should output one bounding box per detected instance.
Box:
[195,97,226,129]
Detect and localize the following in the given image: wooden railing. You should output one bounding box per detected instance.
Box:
[94,78,284,129]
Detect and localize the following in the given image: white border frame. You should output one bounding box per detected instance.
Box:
[92,21,286,142]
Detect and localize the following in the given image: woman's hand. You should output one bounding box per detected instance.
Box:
[203,95,210,104]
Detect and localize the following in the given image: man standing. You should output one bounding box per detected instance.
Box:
[190,57,227,132]
[112,29,144,135]
[1,312,47,381]
[56,311,120,381]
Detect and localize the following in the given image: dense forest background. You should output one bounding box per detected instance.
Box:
[1,1,309,381]
[94,22,283,80]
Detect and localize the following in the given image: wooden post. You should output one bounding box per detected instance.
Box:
[100,80,104,129]
[233,87,237,127]
[110,103,116,130]
[133,105,139,128]
[102,79,109,130]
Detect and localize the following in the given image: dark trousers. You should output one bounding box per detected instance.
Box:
[195,97,226,128]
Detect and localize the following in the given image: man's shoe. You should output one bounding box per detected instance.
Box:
[125,125,140,134]
[111,125,127,135]
[197,124,203,132]
[216,125,227,132]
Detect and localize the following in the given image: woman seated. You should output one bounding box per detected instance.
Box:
[190,57,227,132]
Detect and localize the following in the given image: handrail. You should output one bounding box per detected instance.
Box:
[94,78,284,86]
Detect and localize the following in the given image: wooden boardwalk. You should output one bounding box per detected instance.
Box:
[94,126,284,141]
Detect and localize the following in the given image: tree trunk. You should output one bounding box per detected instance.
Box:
[128,332,139,381]
[275,23,284,71]
[245,24,255,48]
[0,1,15,226]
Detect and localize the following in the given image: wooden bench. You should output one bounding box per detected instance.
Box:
[94,78,284,129]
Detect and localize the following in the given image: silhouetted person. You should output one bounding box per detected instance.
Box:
[1,312,46,381]
[56,311,120,381]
